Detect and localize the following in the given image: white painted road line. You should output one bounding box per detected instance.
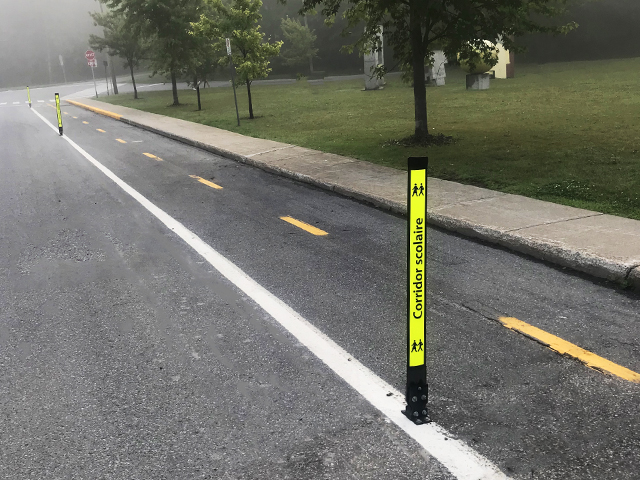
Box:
[13,102,20,105]
[38,100,44,103]
[0,103,6,105]
[30,107,510,480]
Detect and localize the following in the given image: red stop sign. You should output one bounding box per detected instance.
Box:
[85,50,95,61]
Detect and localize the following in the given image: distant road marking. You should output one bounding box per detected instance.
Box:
[82,121,89,124]
[0,102,6,105]
[37,100,44,103]
[499,317,640,383]
[116,138,127,144]
[144,153,163,161]
[97,129,106,133]
[72,116,78,119]
[189,174,222,189]
[63,111,69,115]
[30,106,510,480]
[49,99,54,102]
[47,104,55,109]
[13,102,20,105]
[280,216,328,236]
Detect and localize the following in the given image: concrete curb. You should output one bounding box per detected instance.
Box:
[427,212,636,284]
[65,99,639,290]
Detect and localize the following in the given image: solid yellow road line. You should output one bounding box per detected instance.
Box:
[83,121,89,124]
[499,317,640,383]
[97,129,106,133]
[189,175,222,190]
[116,138,127,144]
[65,99,122,120]
[280,216,328,236]
[143,153,163,161]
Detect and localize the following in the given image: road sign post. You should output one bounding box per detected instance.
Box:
[226,38,241,127]
[27,86,31,108]
[86,50,99,98]
[405,156,429,424]
[55,93,63,136]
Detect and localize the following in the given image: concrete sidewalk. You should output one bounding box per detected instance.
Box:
[66,97,640,290]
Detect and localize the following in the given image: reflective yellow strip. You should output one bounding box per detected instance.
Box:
[499,317,640,383]
[189,175,222,190]
[55,95,62,128]
[144,153,163,161]
[408,168,426,367]
[97,129,106,133]
[27,87,31,103]
[65,99,122,120]
[279,216,328,236]
[116,138,127,144]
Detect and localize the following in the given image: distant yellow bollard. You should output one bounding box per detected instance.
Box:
[55,93,63,136]
[27,86,31,108]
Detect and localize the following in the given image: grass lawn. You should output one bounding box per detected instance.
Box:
[102,58,640,220]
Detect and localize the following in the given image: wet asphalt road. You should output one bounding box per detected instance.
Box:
[1,85,639,479]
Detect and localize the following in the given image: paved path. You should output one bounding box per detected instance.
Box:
[67,97,640,289]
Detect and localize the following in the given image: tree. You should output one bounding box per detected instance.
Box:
[297,0,577,142]
[280,17,318,73]
[192,0,283,119]
[106,0,204,105]
[89,10,147,99]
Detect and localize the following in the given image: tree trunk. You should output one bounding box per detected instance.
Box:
[247,81,254,119]
[129,64,138,100]
[304,15,314,74]
[195,76,201,111]
[409,0,428,139]
[109,54,119,95]
[171,70,179,105]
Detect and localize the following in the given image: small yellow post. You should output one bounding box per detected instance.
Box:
[27,86,31,108]
[55,93,63,136]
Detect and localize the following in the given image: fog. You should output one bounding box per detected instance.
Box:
[0,0,104,88]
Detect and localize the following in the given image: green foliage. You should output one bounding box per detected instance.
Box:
[89,10,147,71]
[106,0,204,104]
[280,17,318,68]
[192,0,283,87]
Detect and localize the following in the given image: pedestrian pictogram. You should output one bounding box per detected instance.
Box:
[411,183,425,197]
[405,156,429,425]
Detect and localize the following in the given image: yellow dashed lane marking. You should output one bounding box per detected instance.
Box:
[83,121,89,124]
[499,317,640,383]
[189,175,222,190]
[72,116,78,119]
[63,111,69,115]
[143,153,163,161]
[97,129,106,133]
[280,216,328,236]
[116,138,127,144]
